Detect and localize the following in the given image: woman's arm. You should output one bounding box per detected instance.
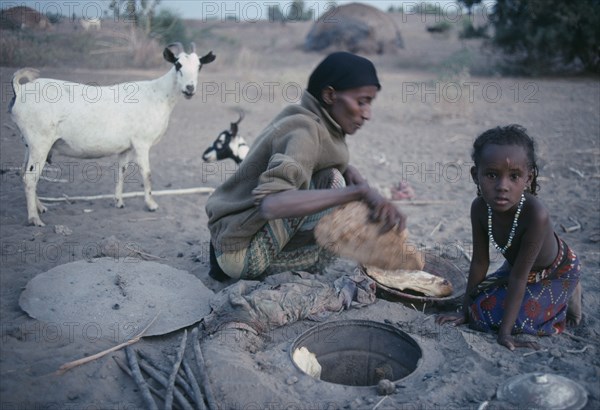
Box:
[259,174,406,232]
[259,183,368,219]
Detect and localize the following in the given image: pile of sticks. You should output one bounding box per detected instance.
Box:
[114,326,217,410]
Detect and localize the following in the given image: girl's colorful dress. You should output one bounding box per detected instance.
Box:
[469,235,581,335]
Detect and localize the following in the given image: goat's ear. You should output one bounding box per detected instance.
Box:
[199,51,216,66]
[163,42,184,63]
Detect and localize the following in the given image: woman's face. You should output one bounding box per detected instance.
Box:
[323,85,378,135]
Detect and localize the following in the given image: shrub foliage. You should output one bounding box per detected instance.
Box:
[490,0,600,74]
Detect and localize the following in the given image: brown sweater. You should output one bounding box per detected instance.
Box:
[206,92,350,252]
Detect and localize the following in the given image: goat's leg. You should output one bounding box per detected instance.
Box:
[115,150,132,208]
[23,145,51,226]
[134,146,158,211]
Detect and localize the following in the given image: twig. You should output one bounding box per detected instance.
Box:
[454,242,472,263]
[165,330,188,410]
[38,187,214,202]
[138,350,196,402]
[568,167,585,178]
[113,355,165,405]
[55,311,160,375]
[566,345,592,354]
[124,244,165,260]
[392,200,457,206]
[138,358,194,410]
[183,357,207,410]
[372,395,388,410]
[562,331,594,344]
[523,349,548,357]
[192,327,218,410]
[126,347,158,410]
[429,220,442,237]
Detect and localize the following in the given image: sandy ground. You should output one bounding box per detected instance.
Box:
[1,13,599,410]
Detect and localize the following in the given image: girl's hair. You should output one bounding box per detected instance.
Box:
[471,124,539,195]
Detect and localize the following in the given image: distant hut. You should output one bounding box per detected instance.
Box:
[0,6,51,30]
[305,3,403,54]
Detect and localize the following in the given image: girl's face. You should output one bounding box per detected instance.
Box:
[473,144,533,212]
[323,85,378,135]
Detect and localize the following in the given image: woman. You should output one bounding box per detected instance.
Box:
[206,52,406,281]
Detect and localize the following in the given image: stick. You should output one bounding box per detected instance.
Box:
[183,357,207,410]
[113,355,166,405]
[38,187,215,202]
[566,345,592,354]
[138,358,194,410]
[523,349,548,357]
[126,347,158,410]
[562,331,597,345]
[124,244,165,260]
[392,200,457,206]
[165,330,188,410]
[55,312,160,375]
[192,327,218,410]
[372,395,388,410]
[138,351,196,403]
[429,220,442,237]
[568,167,585,178]
[454,242,472,263]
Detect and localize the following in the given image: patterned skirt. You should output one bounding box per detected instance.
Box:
[469,236,581,336]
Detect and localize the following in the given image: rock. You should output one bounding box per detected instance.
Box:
[376,379,396,395]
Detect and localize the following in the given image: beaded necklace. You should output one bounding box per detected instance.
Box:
[487,193,526,254]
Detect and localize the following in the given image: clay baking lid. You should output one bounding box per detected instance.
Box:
[19,258,214,340]
[496,372,588,410]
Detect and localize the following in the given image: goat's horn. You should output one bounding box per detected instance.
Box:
[235,110,245,124]
[166,42,184,56]
[189,42,196,54]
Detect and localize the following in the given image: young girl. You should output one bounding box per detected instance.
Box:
[437,125,582,350]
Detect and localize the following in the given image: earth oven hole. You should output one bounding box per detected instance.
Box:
[290,320,422,387]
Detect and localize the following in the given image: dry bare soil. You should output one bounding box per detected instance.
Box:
[1,12,599,410]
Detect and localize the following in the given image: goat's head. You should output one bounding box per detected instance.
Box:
[202,111,249,164]
[163,42,216,99]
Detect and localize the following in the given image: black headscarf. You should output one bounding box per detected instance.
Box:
[307,52,381,103]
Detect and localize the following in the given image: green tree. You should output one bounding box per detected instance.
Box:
[457,0,482,16]
[490,0,600,74]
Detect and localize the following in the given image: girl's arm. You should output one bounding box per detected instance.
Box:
[437,198,489,325]
[462,199,490,320]
[497,207,548,350]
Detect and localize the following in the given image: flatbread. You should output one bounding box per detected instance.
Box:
[315,201,424,270]
[19,258,214,340]
[365,266,454,297]
[293,347,322,379]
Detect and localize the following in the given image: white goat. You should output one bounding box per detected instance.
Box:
[10,42,216,226]
[79,17,101,31]
[202,111,249,164]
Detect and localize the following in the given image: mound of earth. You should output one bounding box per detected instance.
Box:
[305,2,404,54]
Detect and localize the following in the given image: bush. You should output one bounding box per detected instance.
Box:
[490,0,600,74]
[459,20,489,39]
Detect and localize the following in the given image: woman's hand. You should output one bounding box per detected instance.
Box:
[362,187,406,233]
[497,333,540,351]
[435,312,467,326]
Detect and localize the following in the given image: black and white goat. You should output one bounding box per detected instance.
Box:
[10,43,215,226]
[202,111,249,164]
